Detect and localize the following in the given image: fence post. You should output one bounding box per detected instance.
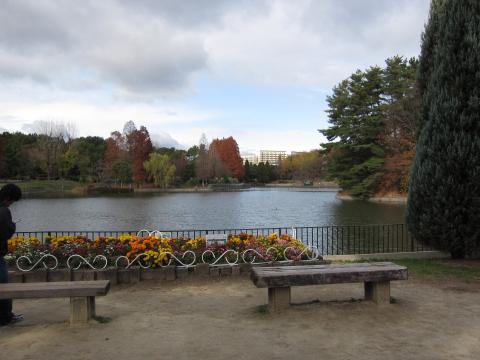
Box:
[410,229,415,252]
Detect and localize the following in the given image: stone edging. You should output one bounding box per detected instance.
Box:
[7,260,330,286]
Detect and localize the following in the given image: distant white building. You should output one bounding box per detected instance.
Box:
[259,150,287,166]
[290,151,307,156]
[241,153,258,165]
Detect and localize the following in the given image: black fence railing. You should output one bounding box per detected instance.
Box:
[14,224,431,255]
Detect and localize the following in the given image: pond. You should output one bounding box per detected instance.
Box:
[12,189,406,232]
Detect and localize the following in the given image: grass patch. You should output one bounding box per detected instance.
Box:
[93,315,112,324]
[0,180,80,193]
[335,258,480,281]
[394,259,480,281]
[256,304,269,315]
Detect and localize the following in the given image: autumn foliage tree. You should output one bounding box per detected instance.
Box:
[377,57,419,194]
[104,131,127,180]
[209,137,244,179]
[129,126,153,184]
[104,122,152,185]
[278,151,324,180]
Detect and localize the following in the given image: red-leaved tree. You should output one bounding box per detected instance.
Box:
[129,126,153,184]
[209,137,244,179]
[104,131,127,167]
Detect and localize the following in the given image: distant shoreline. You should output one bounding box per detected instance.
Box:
[336,193,407,204]
[3,179,341,197]
[3,180,407,202]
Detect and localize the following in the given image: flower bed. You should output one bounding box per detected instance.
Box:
[6,233,318,271]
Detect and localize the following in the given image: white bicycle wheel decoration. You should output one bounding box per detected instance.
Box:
[16,254,59,272]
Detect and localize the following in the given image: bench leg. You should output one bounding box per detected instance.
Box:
[364,281,390,304]
[89,296,96,318]
[268,287,291,312]
[70,296,95,324]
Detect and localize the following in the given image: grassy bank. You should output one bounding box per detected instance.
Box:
[0,180,81,194]
[394,259,480,281]
[337,258,480,281]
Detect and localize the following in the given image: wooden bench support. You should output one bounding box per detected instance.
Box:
[268,287,291,312]
[364,281,390,304]
[70,296,96,324]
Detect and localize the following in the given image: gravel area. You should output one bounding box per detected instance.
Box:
[1,274,479,360]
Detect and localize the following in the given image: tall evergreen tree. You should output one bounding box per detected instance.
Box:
[407,0,480,258]
[320,67,385,198]
[379,57,419,194]
[416,0,446,136]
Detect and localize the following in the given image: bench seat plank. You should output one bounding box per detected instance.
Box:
[0,280,110,299]
[251,262,407,288]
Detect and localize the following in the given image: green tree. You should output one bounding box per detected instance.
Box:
[61,136,106,181]
[195,134,210,186]
[253,162,277,183]
[320,67,385,198]
[186,145,199,158]
[244,160,252,181]
[416,0,446,136]
[111,159,132,186]
[407,0,480,258]
[379,57,420,194]
[144,153,176,188]
[0,132,38,179]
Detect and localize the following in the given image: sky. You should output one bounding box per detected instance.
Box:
[0,0,431,154]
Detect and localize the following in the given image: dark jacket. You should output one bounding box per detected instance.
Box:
[0,204,16,257]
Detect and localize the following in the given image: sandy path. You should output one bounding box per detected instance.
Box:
[1,276,479,360]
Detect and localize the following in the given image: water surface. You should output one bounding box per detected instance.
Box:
[11,189,406,231]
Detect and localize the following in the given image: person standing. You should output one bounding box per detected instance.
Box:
[0,183,23,326]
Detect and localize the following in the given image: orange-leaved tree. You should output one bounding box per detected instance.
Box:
[209,137,244,179]
[129,126,153,184]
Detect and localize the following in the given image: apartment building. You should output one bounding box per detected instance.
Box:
[259,150,287,166]
[241,153,259,165]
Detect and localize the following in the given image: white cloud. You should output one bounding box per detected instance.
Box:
[150,131,183,149]
[0,0,208,95]
[236,129,326,154]
[0,0,431,153]
[0,0,430,93]
[2,97,214,139]
[205,0,430,87]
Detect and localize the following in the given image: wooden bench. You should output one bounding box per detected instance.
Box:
[251,262,408,311]
[0,280,110,324]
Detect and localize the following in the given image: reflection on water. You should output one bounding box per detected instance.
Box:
[11,189,406,231]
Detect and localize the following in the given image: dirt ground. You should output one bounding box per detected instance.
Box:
[1,274,479,360]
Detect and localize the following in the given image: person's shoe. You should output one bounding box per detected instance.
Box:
[10,313,24,323]
[0,314,24,326]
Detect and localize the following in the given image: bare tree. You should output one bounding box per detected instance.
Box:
[195,134,210,186]
[30,120,78,179]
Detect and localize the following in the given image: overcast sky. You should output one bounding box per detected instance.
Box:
[0,0,430,153]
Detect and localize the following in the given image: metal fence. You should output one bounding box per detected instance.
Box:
[14,224,431,255]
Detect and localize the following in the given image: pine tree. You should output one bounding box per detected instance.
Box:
[379,57,419,194]
[320,67,385,198]
[407,0,480,258]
